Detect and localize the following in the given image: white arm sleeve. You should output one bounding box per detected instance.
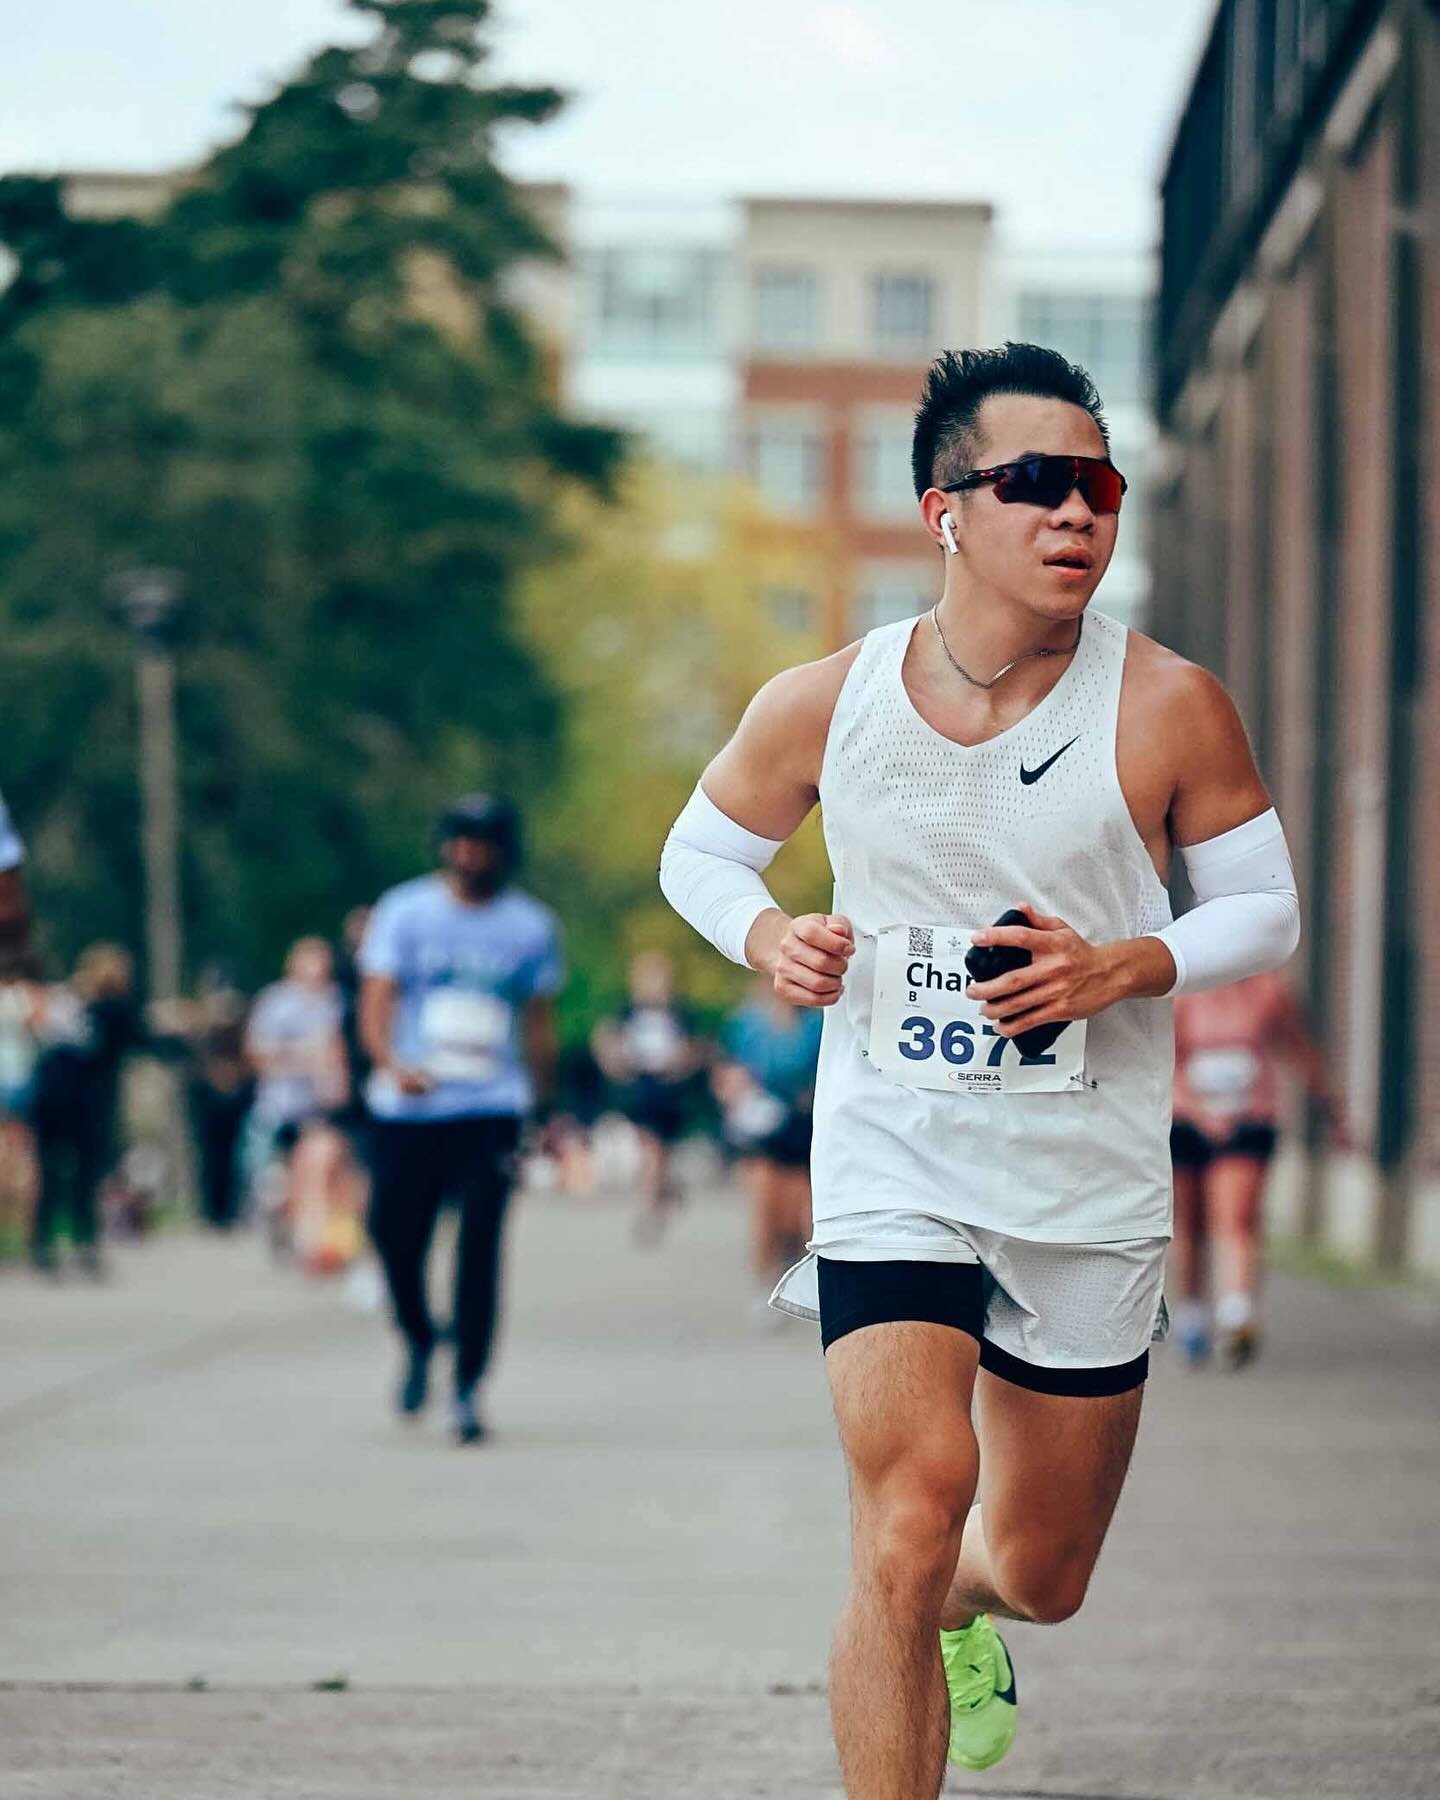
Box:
[659,784,785,969]
[1149,808,1300,996]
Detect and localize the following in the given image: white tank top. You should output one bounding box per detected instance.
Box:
[812,607,1175,1243]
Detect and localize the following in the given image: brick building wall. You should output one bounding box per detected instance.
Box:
[1154,0,1440,1269]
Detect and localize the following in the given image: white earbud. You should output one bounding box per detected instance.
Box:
[940,513,959,556]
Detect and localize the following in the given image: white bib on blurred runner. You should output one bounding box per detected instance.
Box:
[868,923,1086,1095]
[420,989,512,1082]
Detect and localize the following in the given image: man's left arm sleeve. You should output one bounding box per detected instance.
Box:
[1148,808,1300,996]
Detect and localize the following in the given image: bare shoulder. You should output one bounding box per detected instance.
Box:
[1121,629,1245,745]
[702,641,863,834]
[1120,628,1270,841]
[739,640,864,750]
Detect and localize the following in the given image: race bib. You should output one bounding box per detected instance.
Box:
[419,988,513,1083]
[867,924,1087,1095]
[1184,1046,1261,1113]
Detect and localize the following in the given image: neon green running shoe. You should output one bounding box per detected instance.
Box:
[940,1613,1017,1771]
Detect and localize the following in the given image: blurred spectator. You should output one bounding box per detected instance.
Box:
[0,787,32,981]
[1171,972,1348,1367]
[183,967,253,1231]
[29,945,142,1278]
[713,978,822,1321]
[0,965,41,1255]
[333,904,375,1168]
[592,950,702,1243]
[243,937,349,1245]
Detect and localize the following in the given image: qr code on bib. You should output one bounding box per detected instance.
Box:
[908,927,934,957]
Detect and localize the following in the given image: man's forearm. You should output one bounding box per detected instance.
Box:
[1099,936,1181,1004]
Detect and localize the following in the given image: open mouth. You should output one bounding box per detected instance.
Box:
[1044,552,1092,572]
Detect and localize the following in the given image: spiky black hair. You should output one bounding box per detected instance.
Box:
[911,342,1110,500]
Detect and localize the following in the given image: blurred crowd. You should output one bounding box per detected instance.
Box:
[0,923,825,1319]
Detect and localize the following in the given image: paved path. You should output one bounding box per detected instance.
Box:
[2,1177,1438,1797]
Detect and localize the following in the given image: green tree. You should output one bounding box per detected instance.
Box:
[0,0,620,981]
[519,467,834,1037]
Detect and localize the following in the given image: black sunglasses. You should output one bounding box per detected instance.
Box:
[941,454,1127,515]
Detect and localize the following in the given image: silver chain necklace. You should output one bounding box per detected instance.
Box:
[930,605,1083,691]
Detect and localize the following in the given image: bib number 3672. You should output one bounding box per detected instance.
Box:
[868,923,1086,1095]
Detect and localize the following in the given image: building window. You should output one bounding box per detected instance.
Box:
[872,273,936,355]
[763,587,815,634]
[753,266,819,352]
[747,417,825,515]
[855,412,918,520]
[854,563,931,635]
[586,246,724,361]
[1016,291,1153,406]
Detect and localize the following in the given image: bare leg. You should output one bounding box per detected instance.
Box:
[941,1372,1144,1628]
[1208,1155,1267,1305]
[1207,1155,1268,1333]
[827,1321,980,1800]
[632,1130,672,1243]
[778,1165,812,1268]
[1170,1166,1208,1301]
[749,1158,789,1285]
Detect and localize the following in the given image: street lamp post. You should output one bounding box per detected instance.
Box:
[109,567,191,1211]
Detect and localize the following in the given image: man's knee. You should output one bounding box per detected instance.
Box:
[990,1535,1095,1625]
[854,1458,977,1601]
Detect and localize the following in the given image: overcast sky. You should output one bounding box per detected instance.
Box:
[2,0,1216,252]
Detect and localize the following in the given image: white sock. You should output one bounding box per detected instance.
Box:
[1216,1291,1255,1332]
[1174,1299,1210,1339]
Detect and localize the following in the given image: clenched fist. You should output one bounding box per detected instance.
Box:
[747,910,855,1008]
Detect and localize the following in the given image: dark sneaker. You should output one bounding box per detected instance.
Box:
[397,1347,431,1417]
[452,1392,487,1446]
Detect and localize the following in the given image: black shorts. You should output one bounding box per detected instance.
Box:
[816,1256,1150,1398]
[755,1107,813,1170]
[621,1079,687,1144]
[1170,1118,1278,1170]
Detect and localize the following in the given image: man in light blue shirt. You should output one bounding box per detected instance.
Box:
[359,794,561,1443]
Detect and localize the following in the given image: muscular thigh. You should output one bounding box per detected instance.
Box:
[975,1373,1143,1567]
[827,1321,980,1502]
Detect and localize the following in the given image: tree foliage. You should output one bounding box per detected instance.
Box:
[519,468,833,1036]
[0,0,621,983]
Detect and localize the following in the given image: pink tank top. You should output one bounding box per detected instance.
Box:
[1172,973,1289,1136]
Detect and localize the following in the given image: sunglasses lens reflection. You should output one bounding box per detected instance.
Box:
[993,457,1124,513]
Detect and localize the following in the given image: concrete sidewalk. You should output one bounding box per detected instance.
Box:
[2,1179,1438,1798]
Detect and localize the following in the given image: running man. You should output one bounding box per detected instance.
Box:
[660,343,1301,1796]
[591,950,699,1243]
[713,974,822,1318]
[1171,972,1346,1367]
[359,795,561,1445]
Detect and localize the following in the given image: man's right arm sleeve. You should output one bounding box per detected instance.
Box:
[659,785,786,969]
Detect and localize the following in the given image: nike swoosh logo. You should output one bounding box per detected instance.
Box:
[993,1643,1017,1706]
[1019,737,1079,785]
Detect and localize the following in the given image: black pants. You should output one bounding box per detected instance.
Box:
[192,1086,249,1228]
[367,1116,521,1395]
[33,1127,106,1253]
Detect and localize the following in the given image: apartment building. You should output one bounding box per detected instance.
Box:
[738,198,993,648]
